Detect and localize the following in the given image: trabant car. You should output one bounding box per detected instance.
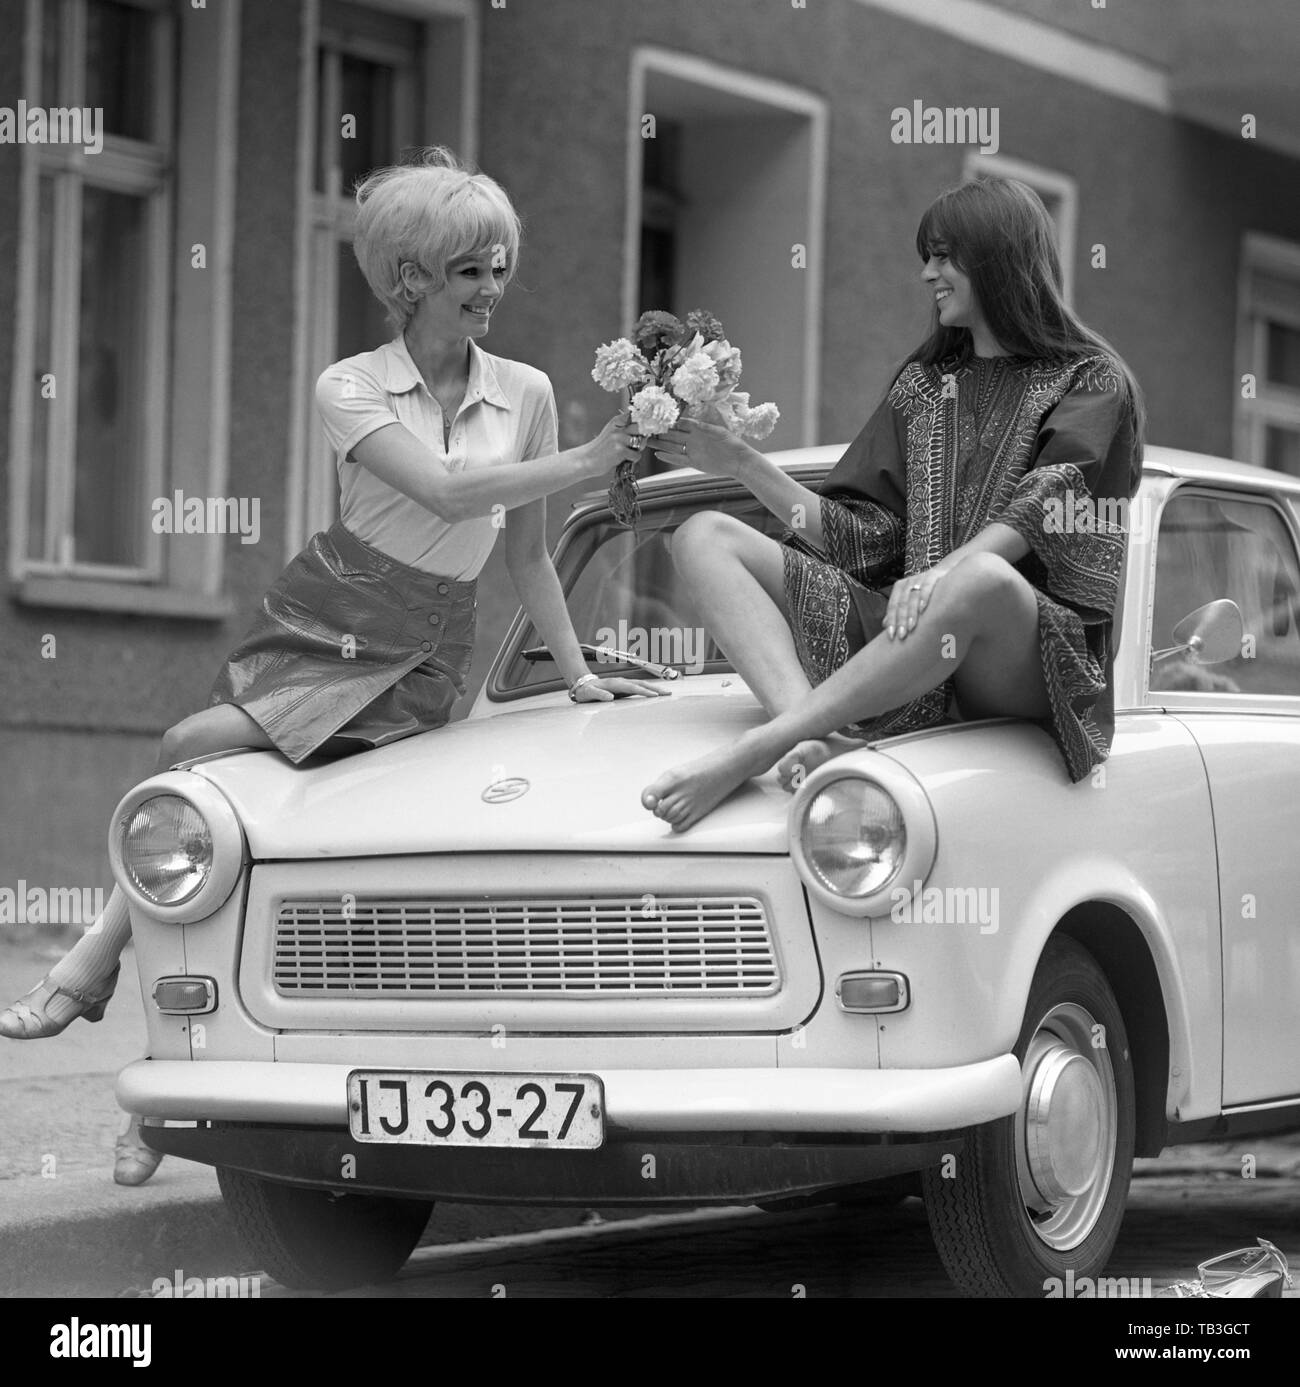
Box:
[112,445,1300,1296]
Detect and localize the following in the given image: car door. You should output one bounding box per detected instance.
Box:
[1148,484,1300,1107]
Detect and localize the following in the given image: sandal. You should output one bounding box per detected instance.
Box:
[1163,1238,1292,1299]
[0,964,120,1040]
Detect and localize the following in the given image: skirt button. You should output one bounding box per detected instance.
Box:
[420,640,432,653]
[428,613,441,626]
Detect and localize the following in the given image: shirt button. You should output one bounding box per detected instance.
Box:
[437,582,450,596]
[420,640,432,653]
[428,613,441,626]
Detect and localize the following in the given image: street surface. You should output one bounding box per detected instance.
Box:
[2,931,1297,1299]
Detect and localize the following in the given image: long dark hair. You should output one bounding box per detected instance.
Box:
[899,177,1145,446]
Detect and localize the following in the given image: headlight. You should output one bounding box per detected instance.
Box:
[799,778,906,898]
[109,773,245,923]
[789,764,937,917]
[121,796,213,905]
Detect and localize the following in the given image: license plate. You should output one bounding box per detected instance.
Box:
[347,1070,605,1149]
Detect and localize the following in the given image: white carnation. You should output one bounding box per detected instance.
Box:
[629,384,681,435]
[591,339,650,392]
[739,401,780,441]
[669,352,721,406]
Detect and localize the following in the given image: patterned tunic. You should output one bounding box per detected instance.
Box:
[782,351,1141,781]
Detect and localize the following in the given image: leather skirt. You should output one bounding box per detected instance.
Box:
[208,521,476,764]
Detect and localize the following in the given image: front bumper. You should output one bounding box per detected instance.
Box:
[117,1056,1021,1133]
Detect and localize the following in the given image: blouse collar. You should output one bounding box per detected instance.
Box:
[376,334,512,410]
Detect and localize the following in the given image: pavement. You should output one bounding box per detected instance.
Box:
[2,930,1298,1297]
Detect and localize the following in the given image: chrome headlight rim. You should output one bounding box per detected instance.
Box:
[108,772,245,924]
[788,760,937,917]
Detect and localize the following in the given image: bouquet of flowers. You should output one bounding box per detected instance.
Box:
[591,309,779,527]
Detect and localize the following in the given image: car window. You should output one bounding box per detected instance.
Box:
[494,492,792,694]
[1150,490,1300,696]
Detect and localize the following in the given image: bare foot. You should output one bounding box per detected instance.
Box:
[775,735,864,792]
[641,732,776,832]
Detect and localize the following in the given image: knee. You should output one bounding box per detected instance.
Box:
[671,510,738,571]
[938,552,1022,625]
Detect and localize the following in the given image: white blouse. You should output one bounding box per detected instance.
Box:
[315,334,558,579]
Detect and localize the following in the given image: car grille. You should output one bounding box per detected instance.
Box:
[272,895,780,998]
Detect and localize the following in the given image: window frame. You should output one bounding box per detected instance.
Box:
[1144,481,1300,716]
[961,151,1078,306]
[9,0,241,618]
[623,46,827,449]
[1235,231,1300,477]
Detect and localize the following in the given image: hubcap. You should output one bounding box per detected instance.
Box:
[1014,1002,1117,1250]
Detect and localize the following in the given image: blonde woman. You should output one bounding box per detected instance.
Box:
[3,147,656,1178]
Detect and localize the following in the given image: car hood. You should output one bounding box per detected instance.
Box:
[188,691,798,858]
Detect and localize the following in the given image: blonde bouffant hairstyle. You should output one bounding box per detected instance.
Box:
[352,146,522,333]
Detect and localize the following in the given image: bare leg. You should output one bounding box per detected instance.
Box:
[2,704,275,1036]
[642,554,1050,831]
[670,511,812,718]
[668,513,870,791]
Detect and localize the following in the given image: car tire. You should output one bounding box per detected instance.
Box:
[217,1168,434,1292]
[921,934,1136,1297]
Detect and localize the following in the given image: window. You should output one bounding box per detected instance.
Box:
[962,153,1077,305]
[10,0,240,616]
[493,491,795,699]
[1236,234,1300,478]
[18,0,174,579]
[1150,490,1300,698]
[625,49,827,453]
[286,0,476,556]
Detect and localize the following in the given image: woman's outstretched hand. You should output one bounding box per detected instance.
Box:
[884,562,957,641]
[571,676,668,702]
[581,412,642,477]
[653,417,750,478]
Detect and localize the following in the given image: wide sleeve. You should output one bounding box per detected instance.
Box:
[314,362,401,466]
[996,358,1140,621]
[786,392,908,587]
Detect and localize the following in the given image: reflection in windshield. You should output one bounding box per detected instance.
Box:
[497,494,789,694]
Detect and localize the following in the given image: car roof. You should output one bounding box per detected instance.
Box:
[571,443,1300,517]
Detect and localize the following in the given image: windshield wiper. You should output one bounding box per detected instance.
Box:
[522,643,683,680]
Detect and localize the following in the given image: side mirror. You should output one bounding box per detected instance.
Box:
[1152,599,1244,666]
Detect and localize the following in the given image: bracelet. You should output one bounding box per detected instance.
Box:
[567,672,601,702]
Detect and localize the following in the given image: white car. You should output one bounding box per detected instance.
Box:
[112,445,1300,1296]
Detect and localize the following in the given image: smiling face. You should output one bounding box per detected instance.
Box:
[921,245,980,331]
[404,248,507,342]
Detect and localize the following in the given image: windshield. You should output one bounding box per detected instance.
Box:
[491,490,793,697]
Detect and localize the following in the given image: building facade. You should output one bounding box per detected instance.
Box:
[2,0,1299,897]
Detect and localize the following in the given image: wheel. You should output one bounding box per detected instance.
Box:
[217,1168,434,1291]
[921,934,1136,1297]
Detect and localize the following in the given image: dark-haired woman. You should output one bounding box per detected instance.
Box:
[641,176,1144,830]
